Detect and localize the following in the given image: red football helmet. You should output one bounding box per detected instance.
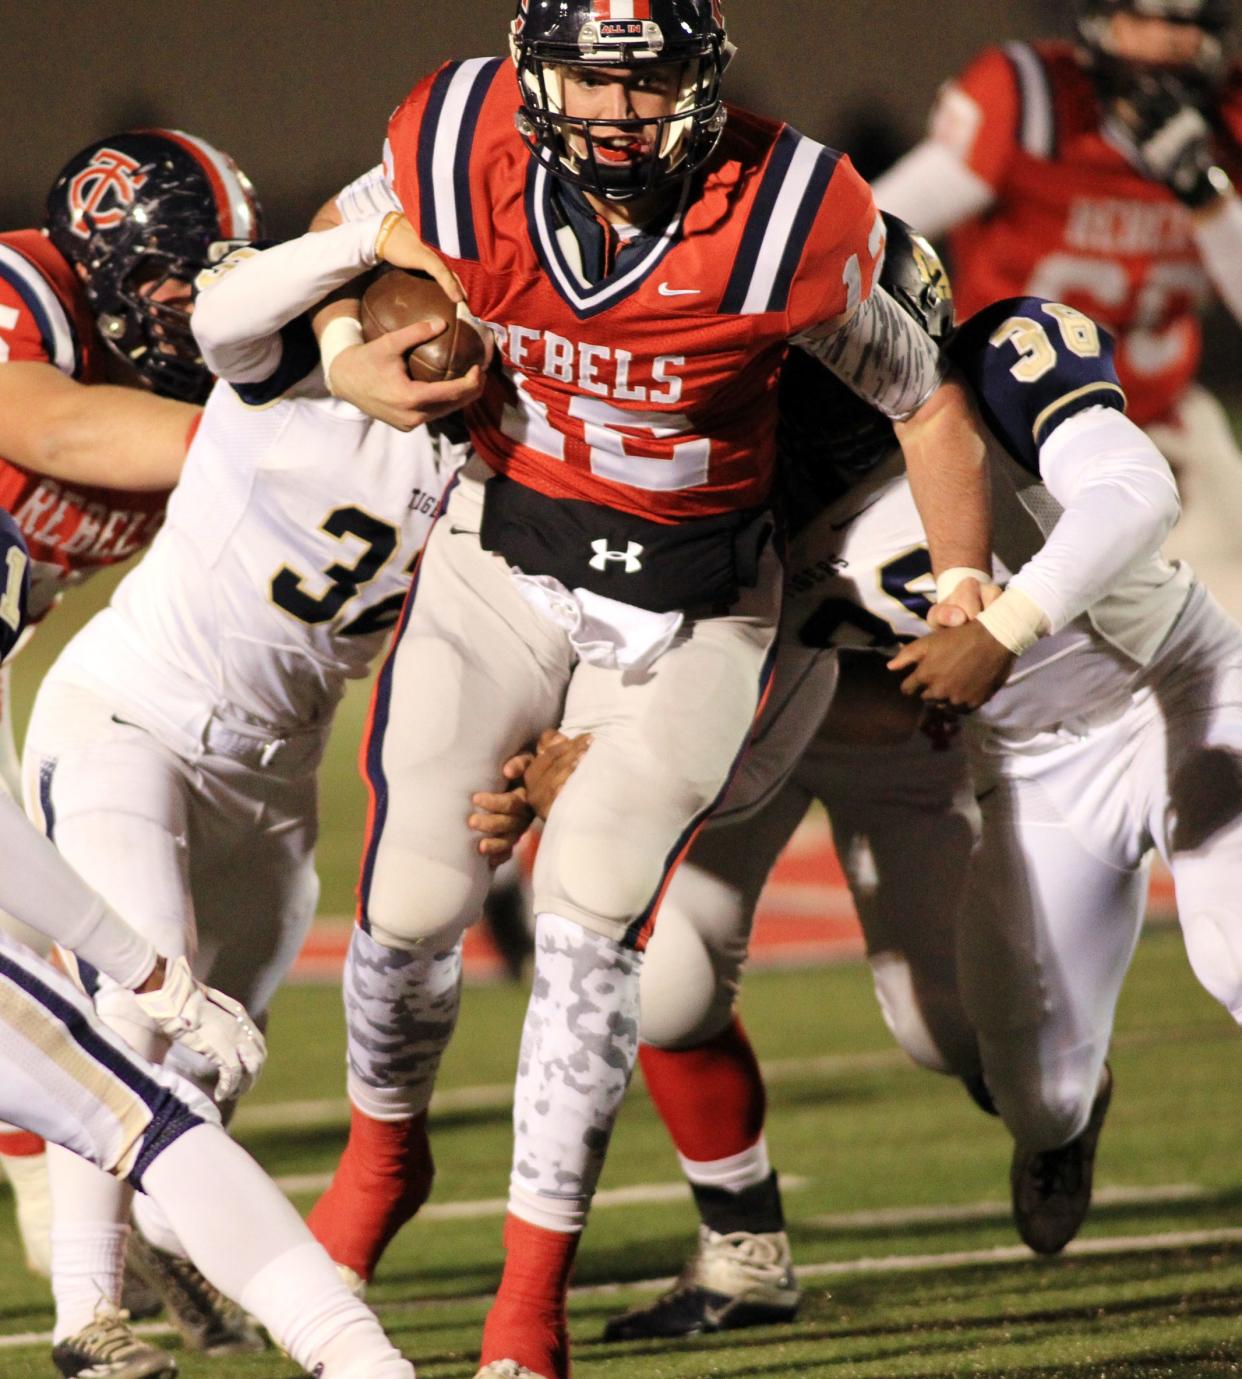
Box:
[509,0,731,201]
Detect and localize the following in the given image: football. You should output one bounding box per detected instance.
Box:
[359,267,487,383]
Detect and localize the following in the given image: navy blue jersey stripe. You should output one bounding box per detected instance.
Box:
[0,950,202,1166]
[231,319,320,407]
[416,65,458,251]
[720,127,799,316]
[0,261,74,373]
[452,58,504,261]
[38,758,57,843]
[766,145,839,315]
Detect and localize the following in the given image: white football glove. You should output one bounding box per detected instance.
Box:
[124,957,266,1101]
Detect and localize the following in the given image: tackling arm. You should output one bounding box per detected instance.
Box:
[0,362,195,491]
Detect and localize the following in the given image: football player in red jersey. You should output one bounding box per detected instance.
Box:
[0,128,259,1351]
[875,0,1242,617]
[307,6,996,1376]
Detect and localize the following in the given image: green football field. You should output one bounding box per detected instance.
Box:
[4,562,1242,1379]
[2,927,1241,1379]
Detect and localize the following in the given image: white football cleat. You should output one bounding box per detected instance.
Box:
[604,1225,799,1340]
[51,1303,177,1379]
[474,1363,550,1378]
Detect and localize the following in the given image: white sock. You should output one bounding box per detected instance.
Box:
[51,1222,128,1341]
[508,912,641,1234]
[678,1136,772,1195]
[242,1242,413,1379]
[48,1142,134,1342]
[140,1125,409,1375]
[0,1146,52,1275]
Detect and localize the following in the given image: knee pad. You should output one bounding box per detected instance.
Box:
[986,1048,1099,1152]
[365,856,481,952]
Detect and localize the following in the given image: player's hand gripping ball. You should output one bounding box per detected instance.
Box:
[361,268,488,383]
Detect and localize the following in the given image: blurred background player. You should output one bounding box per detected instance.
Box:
[0,127,259,1284]
[604,222,1242,1340]
[875,0,1242,619]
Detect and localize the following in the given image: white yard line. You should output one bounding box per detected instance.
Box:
[1,1214,1237,1350]
[234,1049,912,1132]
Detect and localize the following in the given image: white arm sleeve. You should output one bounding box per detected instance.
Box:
[335,162,402,222]
[1007,406,1182,633]
[191,215,388,384]
[872,140,997,240]
[0,792,155,988]
[1193,190,1242,327]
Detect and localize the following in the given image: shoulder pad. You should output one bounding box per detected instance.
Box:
[950,297,1127,475]
[0,511,30,663]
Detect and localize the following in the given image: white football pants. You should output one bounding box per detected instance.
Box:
[959,584,1242,1152]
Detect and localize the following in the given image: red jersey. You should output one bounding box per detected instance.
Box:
[385,58,881,522]
[928,40,1242,427]
[0,231,168,615]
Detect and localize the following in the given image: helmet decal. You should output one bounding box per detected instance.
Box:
[66,148,149,238]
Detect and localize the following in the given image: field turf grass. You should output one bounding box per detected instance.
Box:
[2,926,1240,1378]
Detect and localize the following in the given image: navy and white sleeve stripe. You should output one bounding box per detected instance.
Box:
[1003,42,1057,160]
[720,129,840,317]
[0,245,79,375]
[415,57,504,261]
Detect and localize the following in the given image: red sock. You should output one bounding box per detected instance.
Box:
[306,1107,434,1281]
[479,1214,577,1379]
[638,1015,766,1162]
[0,1131,45,1158]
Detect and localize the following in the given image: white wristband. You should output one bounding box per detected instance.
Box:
[320,316,365,397]
[935,567,993,604]
[977,586,1050,656]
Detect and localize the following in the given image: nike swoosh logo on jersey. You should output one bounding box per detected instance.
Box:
[657,283,701,297]
[828,494,886,531]
[448,526,479,536]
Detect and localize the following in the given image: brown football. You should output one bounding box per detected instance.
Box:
[360,268,487,383]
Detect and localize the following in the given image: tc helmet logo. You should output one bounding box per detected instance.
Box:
[589,539,644,573]
[67,149,149,238]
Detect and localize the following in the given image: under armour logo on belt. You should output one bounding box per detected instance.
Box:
[588,539,644,574]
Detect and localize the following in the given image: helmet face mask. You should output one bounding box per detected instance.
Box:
[510,0,730,202]
[44,130,261,403]
[1076,0,1236,107]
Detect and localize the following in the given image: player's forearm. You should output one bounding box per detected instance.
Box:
[193,217,390,383]
[872,141,996,240]
[331,163,402,224]
[1008,407,1181,632]
[0,792,156,989]
[0,365,193,490]
[1192,188,1242,326]
[893,369,992,578]
[793,286,946,421]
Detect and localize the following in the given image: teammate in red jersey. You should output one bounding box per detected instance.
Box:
[875,0,1242,615]
[309,6,995,1376]
[0,127,258,1318]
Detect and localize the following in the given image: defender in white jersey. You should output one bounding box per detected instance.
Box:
[19,214,494,1371]
[605,220,1242,1340]
[0,512,415,1379]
